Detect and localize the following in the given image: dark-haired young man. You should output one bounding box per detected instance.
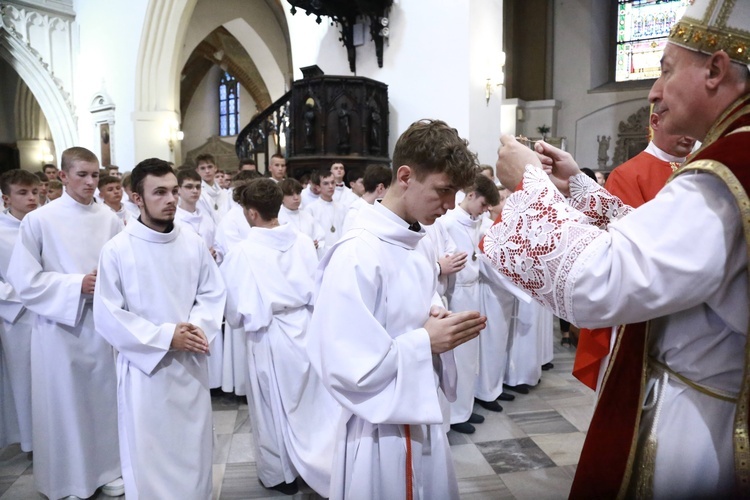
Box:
[94,158,225,499]
[195,153,229,224]
[0,169,39,453]
[7,147,124,500]
[99,175,133,227]
[341,164,392,233]
[278,178,324,254]
[306,171,346,259]
[437,174,501,434]
[221,178,338,496]
[308,120,487,499]
[300,170,321,209]
[268,153,287,182]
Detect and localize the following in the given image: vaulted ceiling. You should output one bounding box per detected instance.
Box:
[180,26,272,120]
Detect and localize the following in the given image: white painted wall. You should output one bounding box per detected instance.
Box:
[73,0,149,169]
[552,0,650,168]
[284,0,505,165]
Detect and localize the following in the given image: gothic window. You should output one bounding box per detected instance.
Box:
[615,0,689,82]
[219,71,239,136]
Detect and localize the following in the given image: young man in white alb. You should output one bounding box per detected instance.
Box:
[7,147,124,500]
[0,169,40,453]
[196,153,229,224]
[278,178,324,256]
[306,171,346,260]
[94,158,225,499]
[307,119,486,500]
[341,164,391,233]
[438,174,500,434]
[99,175,133,227]
[221,178,338,496]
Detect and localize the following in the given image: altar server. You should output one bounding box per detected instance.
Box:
[94,158,226,499]
[7,147,123,499]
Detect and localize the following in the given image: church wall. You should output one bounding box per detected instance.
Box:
[182,65,221,158]
[284,0,504,166]
[552,0,650,169]
[72,0,149,170]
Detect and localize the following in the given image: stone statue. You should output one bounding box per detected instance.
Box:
[337,102,351,154]
[597,135,611,168]
[303,98,315,152]
[369,105,381,153]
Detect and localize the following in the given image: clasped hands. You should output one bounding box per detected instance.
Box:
[171,322,209,354]
[494,134,581,197]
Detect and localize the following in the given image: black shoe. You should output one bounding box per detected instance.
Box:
[265,480,298,495]
[504,383,530,394]
[497,393,515,401]
[561,336,572,347]
[475,399,503,412]
[468,412,485,424]
[450,422,476,434]
[541,362,554,371]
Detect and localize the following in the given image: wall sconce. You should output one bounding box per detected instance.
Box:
[39,143,54,166]
[485,76,504,105]
[485,51,506,106]
[164,121,184,152]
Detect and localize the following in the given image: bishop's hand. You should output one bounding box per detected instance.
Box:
[534,140,582,196]
[495,135,543,191]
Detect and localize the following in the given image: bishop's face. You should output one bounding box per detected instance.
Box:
[649,43,712,141]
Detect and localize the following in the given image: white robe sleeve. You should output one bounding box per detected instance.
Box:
[308,243,444,426]
[7,217,84,326]
[186,246,226,344]
[484,167,744,328]
[0,282,23,324]
[94,242,175,375]
[221,249,273,332]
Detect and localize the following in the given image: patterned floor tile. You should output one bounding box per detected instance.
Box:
[476,437,556,474]
[509,410,579,436]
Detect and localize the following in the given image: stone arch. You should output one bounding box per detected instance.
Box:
[0,24,77,154]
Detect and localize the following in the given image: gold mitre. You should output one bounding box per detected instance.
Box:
[668,0,750,69]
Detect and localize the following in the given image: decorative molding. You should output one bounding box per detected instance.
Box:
[0,3,76,118]
[612,105,650,168]
[0,2,77,151]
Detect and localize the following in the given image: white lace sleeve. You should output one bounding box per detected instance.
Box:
[567,173,632,229]
[482,166,608,319]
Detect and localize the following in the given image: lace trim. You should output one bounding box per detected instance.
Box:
[568,173,632,229]
[483,167,607,320]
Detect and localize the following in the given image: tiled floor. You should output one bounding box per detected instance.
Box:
[0,333,594,499]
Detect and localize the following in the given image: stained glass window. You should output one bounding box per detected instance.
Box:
[219,72,239,136]
[615,0,690,82]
